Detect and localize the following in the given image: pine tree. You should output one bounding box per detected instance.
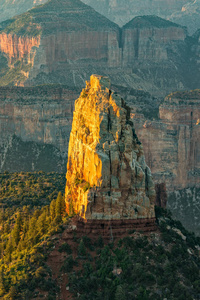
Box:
[50,199,56,220]
[115,285,126,300]
[37,211,47,236]
[4,222,10,235]
[27,216,38,247]
[8,285,18,300]
[78,239,86,256]
[0,268,6,296]
[55,192,65,216]
[12,214,22,246]
[5,237,13,262]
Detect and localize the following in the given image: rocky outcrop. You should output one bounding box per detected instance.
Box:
[65,75,155,220]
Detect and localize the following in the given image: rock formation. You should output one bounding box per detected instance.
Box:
[1,0,200,35]
[65,75,155,221]
[0,0,199,96]
[133,90,200,191]
[168,186,200,236]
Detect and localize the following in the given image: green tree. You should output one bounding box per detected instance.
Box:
[0,268,6,296]
[37,211,47,236]
[12,213,22,246]
[50,199,56,220]
[55,192,65,216]
[5,237,13,262]
[115,285,126,300]
[78,239,86,256]
[8,285,18,300]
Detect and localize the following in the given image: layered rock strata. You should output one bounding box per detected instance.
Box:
[133,90,200,190]
[65,75,155,221]
[0,0,197,97]
[0,85,78,172]
[1,0,199,35]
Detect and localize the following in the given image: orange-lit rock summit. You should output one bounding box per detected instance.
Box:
[65,75,155,222]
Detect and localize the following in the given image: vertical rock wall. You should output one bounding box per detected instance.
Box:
[65,75,155,220]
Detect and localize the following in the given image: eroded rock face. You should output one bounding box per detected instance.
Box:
[0,85,78,172]
[0,0,198,97]
[65,75,155,220]
[133,90,200,191]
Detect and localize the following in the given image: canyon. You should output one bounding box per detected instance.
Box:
[1,83,200,233]
[0,0,199,97]
[1,85,200,192]
[0,0,199,235]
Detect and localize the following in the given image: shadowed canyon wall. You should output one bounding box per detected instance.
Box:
[0,86,78,172]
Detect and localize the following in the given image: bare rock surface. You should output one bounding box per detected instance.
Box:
[65,75,155,220]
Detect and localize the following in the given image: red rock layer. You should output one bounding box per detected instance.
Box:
[0,33,40,64]
[71,217,157,239]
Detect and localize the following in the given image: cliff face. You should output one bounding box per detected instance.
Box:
[1,84,200,190]
[0,86,78,172]
[133,90,200,191]
[168,187,200,236]
[0,1,198,96]
[0,33,40,64]
[0,83,199,233]
[65,75,155,220]
[122,16,186,64]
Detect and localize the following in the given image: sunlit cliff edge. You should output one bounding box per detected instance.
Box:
[65,75,155,221]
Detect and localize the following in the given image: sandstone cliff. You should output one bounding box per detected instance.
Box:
[0,0,198,97]
[65,75,155,220]
[133,90,200,191]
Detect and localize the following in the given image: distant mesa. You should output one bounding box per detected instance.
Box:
[65,75,155,229]
[123,15,185,29]
[0,0,196,97]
